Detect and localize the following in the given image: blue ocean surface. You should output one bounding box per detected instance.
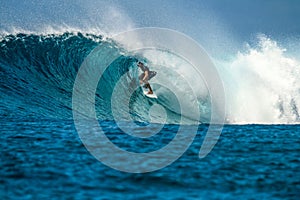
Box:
[1,119,299,199]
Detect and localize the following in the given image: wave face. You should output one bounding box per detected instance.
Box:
[0,32,208,124]
[0,33,99,119]
[1,32,300,124]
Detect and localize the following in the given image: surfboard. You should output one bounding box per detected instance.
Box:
[141,87,157,99]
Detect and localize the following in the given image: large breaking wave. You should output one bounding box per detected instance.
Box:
[0,32,299,124]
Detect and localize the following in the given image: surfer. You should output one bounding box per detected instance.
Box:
[137,61,156,95]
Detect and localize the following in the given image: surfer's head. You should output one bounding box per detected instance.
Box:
[137,61,143,68]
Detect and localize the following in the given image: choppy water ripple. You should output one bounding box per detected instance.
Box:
[1,120,299,199]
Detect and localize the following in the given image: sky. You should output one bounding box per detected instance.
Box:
[1,0,300,55]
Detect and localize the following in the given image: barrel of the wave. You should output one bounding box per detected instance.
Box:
[72,28,225,173]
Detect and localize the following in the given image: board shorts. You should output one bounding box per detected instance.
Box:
[139,71,157,82]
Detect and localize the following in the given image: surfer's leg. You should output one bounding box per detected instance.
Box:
[139,73,145,80]
[145,83,153,94]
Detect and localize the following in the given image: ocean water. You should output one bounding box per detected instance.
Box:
[1,119,299,199]
[1,1,300,199]
[0,30,300,200]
